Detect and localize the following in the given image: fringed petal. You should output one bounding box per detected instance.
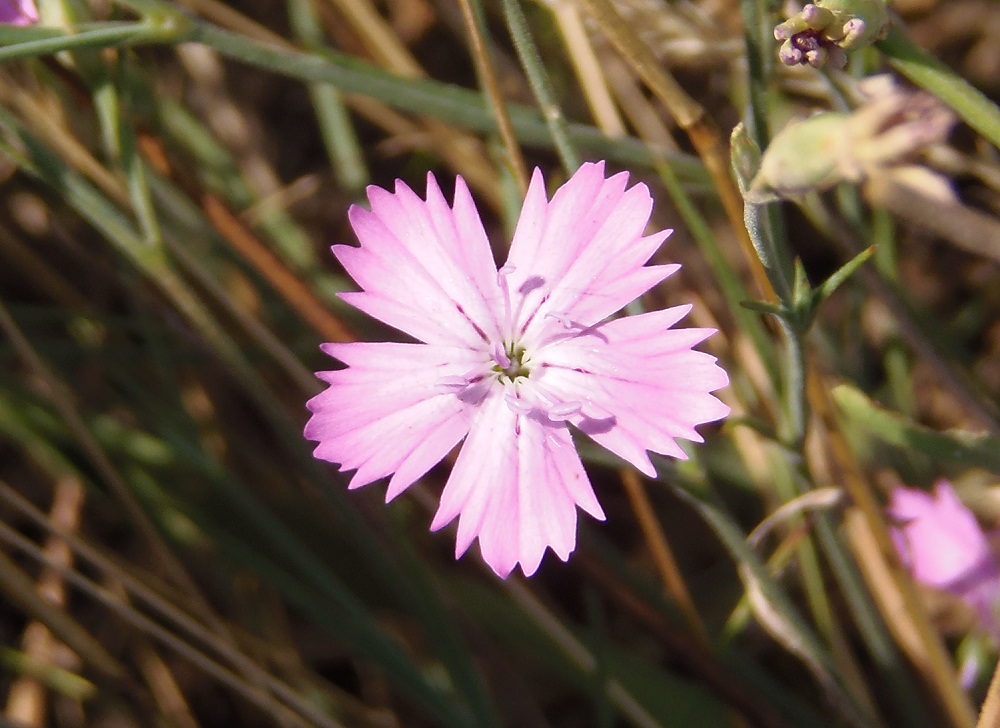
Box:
[431,391,604,578]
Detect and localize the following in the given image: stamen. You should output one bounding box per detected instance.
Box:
[436,375,471,389]
[504,392,533,415]
[497,264,516,336]
[436,370,487,392]
[545,311,578,329]
[491,342,512,370]
[546,401,582,421]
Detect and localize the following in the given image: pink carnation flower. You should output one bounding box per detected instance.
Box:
[888,480,1000,639]
[0,0,38,25]
[305,162,730,578]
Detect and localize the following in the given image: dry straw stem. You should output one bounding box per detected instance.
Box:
[0,75,324,393]
[813,203,1000,437]
[619,474,752,728]
[0,225,91,310]
[563,8,978,721]
[0,522,331,728]
[565,19,712,653]
[576,0,775,303]
[502,581,665,728]
[457,0,529,195]
[599,51,677,149]
[0,547,125,683]
[863,171,1000,266]
[0,483,347,728]
[977,658,1000,728]
[133,641,201,728]
[4,476,86,726]
[739,486,882,725]
[174,0,422,155]
[619,469,709,645]
[0,301,191,604]
[547,0,627,138]
[316,0,501,208]
[404,484,664,728]
[0,300,265,694]
[805,373,977,728]
[176,0,501,209]
[200,192,355,346]
[577,555,797,728]
[137,134,351,382]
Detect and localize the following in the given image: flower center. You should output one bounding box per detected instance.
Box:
[492,341,530,383]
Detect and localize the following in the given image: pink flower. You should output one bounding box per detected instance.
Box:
[0,0,38,25]
[305,162,730,578]
[888,480,1000,638]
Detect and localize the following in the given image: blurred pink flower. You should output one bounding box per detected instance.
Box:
[0,0,38,25]
[305,162,730,578]
[888,480,1000,639]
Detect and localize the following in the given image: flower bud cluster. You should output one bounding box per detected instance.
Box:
[774,0,889,69]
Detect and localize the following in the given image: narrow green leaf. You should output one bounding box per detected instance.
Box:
[811,246,874,314]
[833,384,1000,473]
[658,482,872,728]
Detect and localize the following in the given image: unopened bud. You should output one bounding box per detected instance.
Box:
[747,113,851,202]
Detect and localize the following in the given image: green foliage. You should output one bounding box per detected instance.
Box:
[0,1,998,727]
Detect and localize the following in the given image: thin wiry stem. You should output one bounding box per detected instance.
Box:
[133,641,202,728]
[620,470,709,645]
[577,0,775,303]
[739,0,792,303]
[459,0,529,194]
[198,193,355,347]
[806,375,978,728]
[503,581,662,728]
[4,476,86,727]
[0,495,345,728]
[500,0,580,173]
[0,547,126,682]
[0,300,222,634]
[977,658,1000,728]
[547,1,626,137]
[0,527,326,728]
[287,0,369,192]
[804,198,1000,437]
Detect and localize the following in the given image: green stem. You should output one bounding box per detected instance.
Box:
[744,199,795,307]
[0,17,706,181]
[287,0,369,192]
[656,160,779,384]
[777,317,806,448]
[740,0,773,146]
[500,0,579,172]
[0,21,181,61]
[189,22,702,178]
[810,512,931,728]
[878,25,1000,150]
[739,0,794,310]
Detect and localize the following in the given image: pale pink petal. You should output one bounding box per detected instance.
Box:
[504,163,674,340]
[305,342,480,496]
[431,390,604,578]
[0,0,37,25]
[531,307,730,475]
[334,175,503,346]
[888,481,997,590]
